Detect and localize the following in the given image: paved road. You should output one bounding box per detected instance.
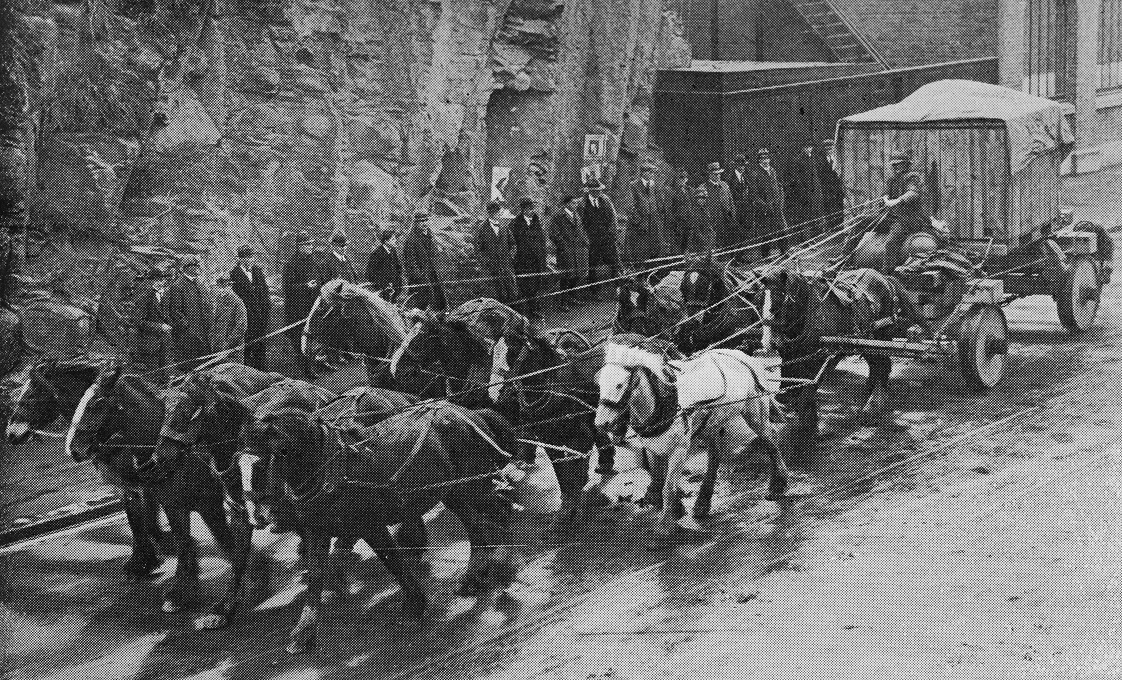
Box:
[3,168,1121,680]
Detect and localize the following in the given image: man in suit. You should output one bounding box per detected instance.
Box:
[623,161,662,268]
[664,169,692,256]
[230,245,270,371]
[820,139,846,232]
[580,177,619,301]
[748,148,789,259]
[212,274,248,364]
[698,161,734,256]
[282,230,326,379]
[724,154,751,250]
[167,254,213,370]
[474,200,518,306]
[509,197,549,319]
[786,143,825,241]
[365,226,403,302]
[400,212,447,312]
[325,229,359,283]
[549,194,589,311]
[128,267,173,377]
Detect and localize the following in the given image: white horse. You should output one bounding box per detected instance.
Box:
[595,335,790,540]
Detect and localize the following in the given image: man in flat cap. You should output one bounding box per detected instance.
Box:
[696,161,734,256]
[748,147,788,259]
[581,176,620,301]
[168,254,213,370]
[231,245,270,370]
[212,273,248,364]
[623,161,663,268]
[128,267,173,377]
[400,211,447,311]
[282,230,325,379]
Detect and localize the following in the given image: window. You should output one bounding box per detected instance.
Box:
[1101,0,1122,90]
[1025,0,1076,102]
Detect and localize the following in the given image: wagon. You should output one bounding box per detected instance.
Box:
[826,79,1113,389]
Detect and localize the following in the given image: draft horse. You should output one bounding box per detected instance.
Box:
[750,264,925,439]
[66,361,261,629]
[595,335,790,542]
[676,252,763,354]
[7,358,167,578]
[238,401,519,654]
[303,279,410,389]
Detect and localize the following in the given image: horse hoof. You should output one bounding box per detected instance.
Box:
[691,500,712,519]
[122,555,161,580]
[766,481,790,502]
[193,613,230,631]
[286,638,316,656]
[402,596,427,619]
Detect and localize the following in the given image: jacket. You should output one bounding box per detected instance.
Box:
[365,245,404,299]
[230,263,270,337]
[474,218,516,275]
[212,288,248,363]
[167,274,213,361]
[509,212,548,275]
[548,207,590,277]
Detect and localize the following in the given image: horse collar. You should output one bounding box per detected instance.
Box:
[630,368,678,439]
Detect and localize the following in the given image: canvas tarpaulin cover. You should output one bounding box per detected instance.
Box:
[840,80,1075,173]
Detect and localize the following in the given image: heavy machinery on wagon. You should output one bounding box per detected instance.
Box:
[822,79,1113,389]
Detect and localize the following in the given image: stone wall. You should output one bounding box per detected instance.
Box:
[9,0,690,288]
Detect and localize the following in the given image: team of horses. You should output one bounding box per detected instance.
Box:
[5,258,926,654]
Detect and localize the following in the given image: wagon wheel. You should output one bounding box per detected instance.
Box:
[1054,255,1101,334]
[545,327,592,358]
[958,304,1008,390]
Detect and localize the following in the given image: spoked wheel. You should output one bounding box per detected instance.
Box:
[1055,255,1101,334]
[958,304,1009,390]
[545,328,592,357]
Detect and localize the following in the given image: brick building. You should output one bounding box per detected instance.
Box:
[998,0,1122,173]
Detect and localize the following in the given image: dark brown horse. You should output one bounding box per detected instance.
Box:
[66,361,258,629]
[676,253,762,354]
[750,265,923,440]
[238,402,518,654]
[7,358,167,578]
[497,328,614,535]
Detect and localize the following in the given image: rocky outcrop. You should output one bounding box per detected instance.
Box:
[8,0,689,290]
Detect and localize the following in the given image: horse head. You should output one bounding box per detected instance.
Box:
[615,275,655,335]
[751,265,814,351]
[237,406,321,530]
[8,359,99,444]
[595,335,680,442]
[66,359,126,462]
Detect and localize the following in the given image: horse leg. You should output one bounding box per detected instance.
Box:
[366,523,427,618]
[286,532,332,655]
[161,500,201,613]
[120,487,162,579]
[193,495,251,630]
[650,443,689,545]
[444,486,515,596]
[860,355,891,422]
[642,443,667,509]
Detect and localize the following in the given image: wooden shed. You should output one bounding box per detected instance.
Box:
[836,80,1075,253]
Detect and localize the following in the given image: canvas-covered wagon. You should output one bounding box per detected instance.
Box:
[837,80,1112,336]
[818,80,1115,388]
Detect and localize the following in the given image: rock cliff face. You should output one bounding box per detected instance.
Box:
[4,0,690,285]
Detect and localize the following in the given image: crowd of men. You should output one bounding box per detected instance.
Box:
[125,139,848,379]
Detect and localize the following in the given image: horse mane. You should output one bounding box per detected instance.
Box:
[324,279,408,346]
[604,337,678,378]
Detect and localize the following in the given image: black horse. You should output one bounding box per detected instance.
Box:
[7,358,167,578]
[390,299,529,407]
[67,361,260,629]
[497,328,616,535]
[676,252,762,354]
[613,272,682,338]
[750,265,923,442]
[238,402,519,654]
